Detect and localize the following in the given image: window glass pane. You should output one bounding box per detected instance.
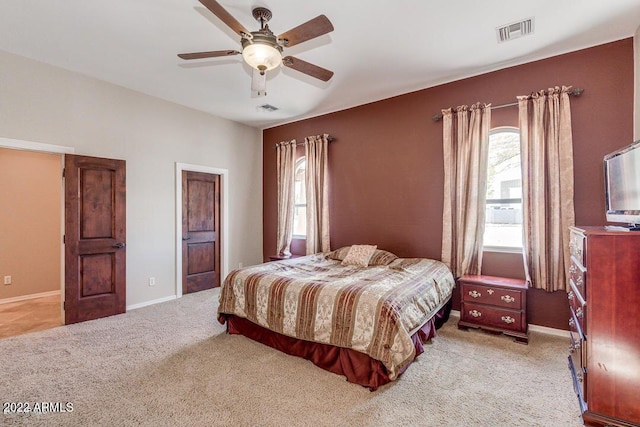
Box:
[293,157,306,236]
[485,129,523,249]
[294,159,306,204]
[293,206,306,236]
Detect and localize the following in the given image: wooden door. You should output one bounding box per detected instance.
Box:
[64,155,126,324]
[182,171,221,294]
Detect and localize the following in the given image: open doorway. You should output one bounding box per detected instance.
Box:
[0,147,64,338]
[0,140,128,336]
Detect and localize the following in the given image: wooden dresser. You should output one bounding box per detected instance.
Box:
[457,275,528,344]
[568,226,640,427]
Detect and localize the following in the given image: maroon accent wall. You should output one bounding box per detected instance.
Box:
[263,39,634,330]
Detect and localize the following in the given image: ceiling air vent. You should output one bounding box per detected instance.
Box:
[258,104,279,112]
[496,18,534,43]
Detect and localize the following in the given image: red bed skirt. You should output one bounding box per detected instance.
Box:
[221,298,452,390]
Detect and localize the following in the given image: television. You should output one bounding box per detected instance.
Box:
[603,140,640,229]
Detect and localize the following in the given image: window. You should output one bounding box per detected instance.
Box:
[484,127,523,250]
[292,157,306,237]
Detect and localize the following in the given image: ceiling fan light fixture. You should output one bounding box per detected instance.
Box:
[242,42,282,72]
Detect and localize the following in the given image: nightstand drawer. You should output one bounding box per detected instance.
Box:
[461,283,523,310]
[461,303,524,332]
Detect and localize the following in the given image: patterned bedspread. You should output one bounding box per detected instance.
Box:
[217,253,455,379]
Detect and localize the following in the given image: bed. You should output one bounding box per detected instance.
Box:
[217,246,455,390]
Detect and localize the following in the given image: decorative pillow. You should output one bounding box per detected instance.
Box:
[368,249,399,266]
[327,246,398,266]
[326,246,351,261]
[388,258,424,270]
[341,245,377,267]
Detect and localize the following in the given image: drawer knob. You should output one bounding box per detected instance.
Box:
[500,295,516,303]
[569,265,576,274]
[576,276,583,286]
[469,310,482,318]
[468,290,481,298]
[569,340,581,353]
[568,291,574,301]
[576,307,583,319]
[569,318,575,328]
[501,315,515,324]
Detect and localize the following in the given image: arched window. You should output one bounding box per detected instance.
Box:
[292,157,306,237]
[484,127,523,250]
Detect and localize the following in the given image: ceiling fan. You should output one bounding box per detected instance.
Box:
[178,0,334,94]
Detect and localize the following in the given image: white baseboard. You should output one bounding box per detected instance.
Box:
[449,309,570,338]
[0,290,61,305]
[127,295,177,311]
[528,323,570,338]
[0,289,178,311]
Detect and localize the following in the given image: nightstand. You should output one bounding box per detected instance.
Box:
[457,275,528,344]
[267,254,302,262]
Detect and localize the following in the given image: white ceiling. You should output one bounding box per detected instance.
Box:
[1,1,639,129]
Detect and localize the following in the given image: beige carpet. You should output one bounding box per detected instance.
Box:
[0,288,582,427]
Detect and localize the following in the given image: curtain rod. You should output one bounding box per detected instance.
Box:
[431,87,584,122]
[273,135,335,149]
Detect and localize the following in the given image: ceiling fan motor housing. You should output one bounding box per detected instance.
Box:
[252,7,273,24]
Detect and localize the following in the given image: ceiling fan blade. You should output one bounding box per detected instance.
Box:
[178,50,240,60]
[283,56,333,82]
[278,15,334,47]
[198,0,249,36]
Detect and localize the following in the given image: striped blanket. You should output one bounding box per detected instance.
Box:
[218,253,455,379]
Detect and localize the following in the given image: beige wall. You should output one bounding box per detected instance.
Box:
[0,148,61,299]
[0,49,263,308]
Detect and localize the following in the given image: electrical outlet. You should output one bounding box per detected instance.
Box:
[148,277,156,286]
[3,276,11,285]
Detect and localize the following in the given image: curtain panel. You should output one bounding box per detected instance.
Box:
[304,134,330,254]
[518,86,575,292]
[441,103,491,278]
[276,140,297,257]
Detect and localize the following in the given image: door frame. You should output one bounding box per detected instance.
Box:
[0,137,75,320]
[175,163,229,299]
